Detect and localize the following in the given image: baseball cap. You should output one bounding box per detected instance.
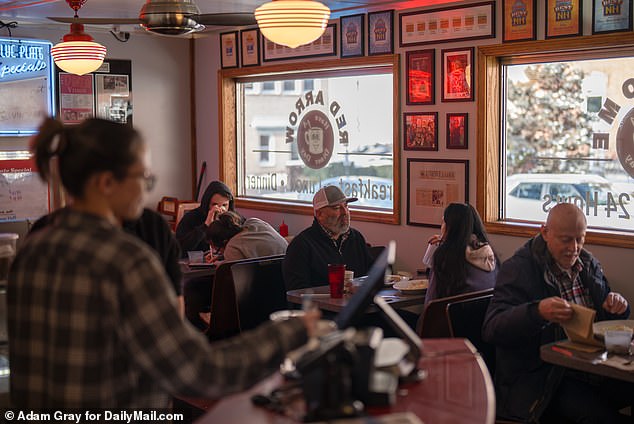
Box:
[312,185,358,211]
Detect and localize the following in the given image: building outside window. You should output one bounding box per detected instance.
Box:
[236,68,395,214]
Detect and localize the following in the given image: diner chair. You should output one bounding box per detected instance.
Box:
[416,288,494,338]
[206,255,285,341]
[446,293,495,375]
[367,244,385,263]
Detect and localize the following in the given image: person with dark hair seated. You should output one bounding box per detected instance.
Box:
[424,203,498,303]
[176,180,236,255]
[176,181,239,329]
[206,211,287,263]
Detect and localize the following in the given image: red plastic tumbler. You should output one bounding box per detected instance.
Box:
[328,264,345,299]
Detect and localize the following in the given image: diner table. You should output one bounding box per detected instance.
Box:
[540,342,634,383]
[286,285,425,313]
[192,338,495,424]
[179,260,216,280]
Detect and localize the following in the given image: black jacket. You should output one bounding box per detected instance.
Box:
[175,181,234,255]
[282,218,373,291]
[482,235,629,422]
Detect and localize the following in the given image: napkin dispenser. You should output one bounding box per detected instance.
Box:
[296,327,397,422]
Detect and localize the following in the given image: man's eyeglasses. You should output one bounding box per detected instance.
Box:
[126,171,157,192]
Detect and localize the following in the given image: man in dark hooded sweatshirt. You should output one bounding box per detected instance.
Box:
[176,180,236,256]
[176,181,236,330]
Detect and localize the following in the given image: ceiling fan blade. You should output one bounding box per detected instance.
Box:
[194,13,256,26]
[48,17,142,25]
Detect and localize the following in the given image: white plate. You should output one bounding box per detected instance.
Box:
[593,320,634,340]
[385,274,407,286]
[393,279,428,295]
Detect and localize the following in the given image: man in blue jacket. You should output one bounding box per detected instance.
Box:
[483,203,630,423]
[283,185,373,291]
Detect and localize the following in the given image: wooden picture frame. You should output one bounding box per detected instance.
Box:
[441,47,474,102]
[406,49,435,105]
[503,0,537,42]
[220,31,239,69]
[446,113,468,149]
[240,28,260,67]
[546,0,583,38]
[407,158,469,227]
[262,24,337,62]
[399,1,495,47]
[404,112,438,151]
[341,14,365,57]
[592,0,632,34]
[368,10,394,55]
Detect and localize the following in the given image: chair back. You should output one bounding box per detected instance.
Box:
[416,288,493,338]
[175,202,199,227]
[231,256,287,332]
[446,293,496,375]
[207,255,285,341]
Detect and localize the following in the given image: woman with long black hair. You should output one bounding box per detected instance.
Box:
[424,203,498,303]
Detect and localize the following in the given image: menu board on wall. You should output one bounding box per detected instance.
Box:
[0,38,55,135]
[59,73,95,124]
[0,157,49,222]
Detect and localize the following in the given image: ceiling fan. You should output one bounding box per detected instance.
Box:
[48,0,257,36]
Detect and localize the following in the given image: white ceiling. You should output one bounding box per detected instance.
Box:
[0,0,456,34]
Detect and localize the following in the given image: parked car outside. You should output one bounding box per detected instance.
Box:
[505,173,632,230]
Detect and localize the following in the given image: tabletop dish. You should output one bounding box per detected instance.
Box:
[385,274,408,286]
[593,320,634,340]
[393,279,428,295]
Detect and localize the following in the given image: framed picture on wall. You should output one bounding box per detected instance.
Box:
[404,112,438,151]
[341,14,365,57]
[407,158,469,227]
[546,0,583,38]
[240,28,260,67]
[368,10,394,55]
[399,1,495,47]
[592,0,632,34]
[446,113,468,149]
[503,0,537,42]
[441,47,474,102]
[262,24,337,61]
[220,31,239,68]
[406,49,435,105]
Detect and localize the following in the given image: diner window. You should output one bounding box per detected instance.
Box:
[478,35,634,247]
[221,56,400,224]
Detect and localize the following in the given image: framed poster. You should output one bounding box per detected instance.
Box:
[404,112,438,151]
[406,158,469,227]
[241,28,260,67]
[399,1,495,47]
[441,47,474,102]
[546,0,583,38]
[368,10,394,55]
[446,113,468,149]
[59,74,94,124]
[262,24,337,62]
[341,14,365,57]
[0,157,50,222]
[220,31,239,69]
[406,49,435,105]
[503,0,537,42]
[592,0,632,34]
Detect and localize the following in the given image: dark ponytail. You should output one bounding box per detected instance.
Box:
[32,117,142,198]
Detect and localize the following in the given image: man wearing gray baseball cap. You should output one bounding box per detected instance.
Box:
[283,185,373,291]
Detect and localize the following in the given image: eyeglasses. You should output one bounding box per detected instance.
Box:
[126,171,156,192]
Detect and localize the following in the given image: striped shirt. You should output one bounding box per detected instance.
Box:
[8,208,306,408]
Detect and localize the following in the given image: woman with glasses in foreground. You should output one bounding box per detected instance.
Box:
[8,118,318,408]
